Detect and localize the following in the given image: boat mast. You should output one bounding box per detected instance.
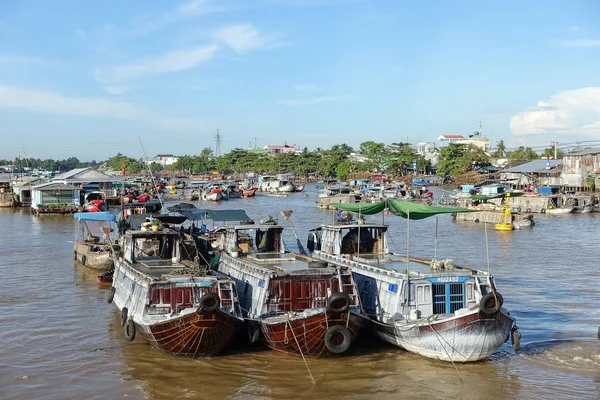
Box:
[406,210,410,317]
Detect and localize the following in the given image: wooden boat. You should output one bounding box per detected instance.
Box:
[307,199,520,362]
[109,229,244,357]
[0,182,18,207]
[199,216,367,358]
[201,189,223,202]
[242,188,257,197]
[73,212,118,270]
[545,206,574,214]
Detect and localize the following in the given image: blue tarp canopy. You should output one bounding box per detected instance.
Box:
[177,209,252,222]
[73,212,117,223]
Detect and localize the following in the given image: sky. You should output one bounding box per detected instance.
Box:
[1,0,600,161]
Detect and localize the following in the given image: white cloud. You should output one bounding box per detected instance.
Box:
[293,83,321,91]
[278,95,345,106]
[132,0,225,36]
[509,87,600,136]
[0,85,208,132]
[561,39,600,47]
[103,85,130,95]
[214,24,285,54]
[93,43,219,84]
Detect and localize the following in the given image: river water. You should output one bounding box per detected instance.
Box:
[1,185,599,400]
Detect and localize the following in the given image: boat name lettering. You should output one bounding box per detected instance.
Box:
[388,283,398,293]
[429,276,469,283]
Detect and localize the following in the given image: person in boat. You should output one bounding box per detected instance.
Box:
[341,229,358,255]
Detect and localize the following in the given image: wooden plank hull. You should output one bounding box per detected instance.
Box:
[138,309,244,357]
[260,310,365,358]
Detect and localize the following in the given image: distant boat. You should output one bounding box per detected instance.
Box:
[73,212,118,271]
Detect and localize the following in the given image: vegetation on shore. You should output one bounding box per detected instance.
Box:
[1,140,560,181]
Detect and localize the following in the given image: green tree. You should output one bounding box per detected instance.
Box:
[492,139,506,158]
[506,146,538,164]
[541,147,565,159]
[437,143,491,178]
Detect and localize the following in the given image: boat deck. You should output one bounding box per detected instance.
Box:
[319,252,484,278]
[239,252,338,275]
[132,257,191,277]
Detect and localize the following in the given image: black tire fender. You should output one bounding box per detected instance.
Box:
[516,207,521,213]
[324,325,352,354]
[74,251,77,260]
[541,208,546,213]
[124,319,136,341]
[511,326,521,351]
[198,292,220,313]
[81,255,87,265]
[480,292,504,315]
[106,287,116,304]
[327,292,351,313]
[121,307,128,326]
[308,260,328,268]
[526,208,531,213]
[248,321,260,344]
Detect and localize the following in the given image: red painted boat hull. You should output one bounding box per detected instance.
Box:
[260,310,365,358]
[138,309,244,357]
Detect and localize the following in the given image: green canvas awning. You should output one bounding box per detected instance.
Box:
[328,202,386,215]
[330,199,477,220]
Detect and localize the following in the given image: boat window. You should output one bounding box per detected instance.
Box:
[432,283,465,315]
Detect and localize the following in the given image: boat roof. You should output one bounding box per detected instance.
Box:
[123,229,181,238]
[176,208,252,222]
[310,223,388,232]
[73,212,117,222]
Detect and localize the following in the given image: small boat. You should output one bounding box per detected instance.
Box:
[196,212,367,358]
[242,188,257,198]
[73,212,119,270]
[201,189,223,202]
[545,206,574,214]
[0,182,19,207]
[109,228,244,357]
[307,199,520,362]
[293,183,305,192]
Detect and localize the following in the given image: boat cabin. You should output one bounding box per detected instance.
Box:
[120,230,199,270]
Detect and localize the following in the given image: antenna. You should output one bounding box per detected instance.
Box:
[255,137,257,148]
[215,129,221,156]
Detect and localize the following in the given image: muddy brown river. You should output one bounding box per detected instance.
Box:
[1,185,599,399]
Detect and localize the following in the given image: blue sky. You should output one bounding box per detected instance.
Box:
[1,0,600,161]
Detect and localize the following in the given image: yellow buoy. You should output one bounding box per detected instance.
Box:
[495,193,514,231]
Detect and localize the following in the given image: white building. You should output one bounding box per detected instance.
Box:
[150,154,179,166]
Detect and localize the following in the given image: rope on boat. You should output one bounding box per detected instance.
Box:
[425,317,465,381]
[286,314,316,385]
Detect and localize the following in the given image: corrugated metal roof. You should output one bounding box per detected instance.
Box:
[501,159,563,174]
[565,147,600,156]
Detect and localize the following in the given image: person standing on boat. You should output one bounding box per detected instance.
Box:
[341,229,358,255]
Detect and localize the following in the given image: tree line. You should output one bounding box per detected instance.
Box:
[1,140,563,181]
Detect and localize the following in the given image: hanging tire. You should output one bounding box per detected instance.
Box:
[308,260,328,268]
[198,292,220,313]
[106,287,116,304]
[324,325,352,354]
[327,292,351,314]
[541,208,546,213]
[121,307,128,326]
[248,321,260,344]
[511,327,521,351]
[526,208,531,213]
[479,292,503,315]
[81,255,87,265]
[74,251,77,261]
[124,319,136,341]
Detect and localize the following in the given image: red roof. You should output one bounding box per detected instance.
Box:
[442,135,465,139]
